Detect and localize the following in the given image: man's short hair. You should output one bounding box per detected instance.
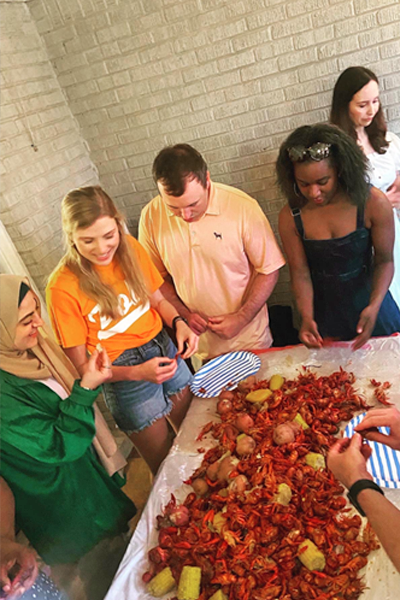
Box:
[152,143,208,196]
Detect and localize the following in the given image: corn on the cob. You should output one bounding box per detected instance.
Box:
[269,374,284,390]
[177,566,202,600]
[209,590,228,600]
[305,452,325,470]
[147,567,176,597]
[298,539,326,571]
[293,412,309,429]
[273,482,292,506]
[246,389,272,403]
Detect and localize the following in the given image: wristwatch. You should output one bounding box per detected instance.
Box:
[172,315,188,333]
[347,479,384,516]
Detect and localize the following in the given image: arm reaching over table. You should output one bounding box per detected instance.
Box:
[0,478,39,599]
[354,407,400,450]
[208,270,279,340]
[328,427,400,573]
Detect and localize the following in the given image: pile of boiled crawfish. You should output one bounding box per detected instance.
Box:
[144,368,390,600]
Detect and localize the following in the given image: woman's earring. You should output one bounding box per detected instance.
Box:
[293,182,301,197]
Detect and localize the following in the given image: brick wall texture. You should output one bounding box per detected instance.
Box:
[1,0,400,305]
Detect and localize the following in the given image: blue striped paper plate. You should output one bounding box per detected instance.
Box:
[345,413,400,489]
[190,351,261,398]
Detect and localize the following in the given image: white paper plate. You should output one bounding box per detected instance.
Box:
[345,413,400,489]
[190,351,261,398]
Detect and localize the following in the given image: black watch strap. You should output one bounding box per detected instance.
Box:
[347,479,384,516]
[172,315,188,332]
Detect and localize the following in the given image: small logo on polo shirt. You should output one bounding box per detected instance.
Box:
[214,232,222,240]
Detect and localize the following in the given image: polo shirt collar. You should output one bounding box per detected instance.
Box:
[205,181,220,216]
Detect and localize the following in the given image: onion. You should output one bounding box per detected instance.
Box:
[234,413,254,433]
[169,505,190,527]
[217,398,233,415]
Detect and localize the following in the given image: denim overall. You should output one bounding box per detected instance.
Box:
[292,203,400,340]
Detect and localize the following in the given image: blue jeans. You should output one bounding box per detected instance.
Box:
[103,329,192,432]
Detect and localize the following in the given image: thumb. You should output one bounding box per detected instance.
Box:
[350,432,363,450]
[176,337,184,355]
[90,348,99,361]
[356,312,368,334]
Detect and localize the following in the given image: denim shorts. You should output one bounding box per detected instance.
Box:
[102,329,192,433]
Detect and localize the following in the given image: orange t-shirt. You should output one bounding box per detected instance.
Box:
[46,236,164,362]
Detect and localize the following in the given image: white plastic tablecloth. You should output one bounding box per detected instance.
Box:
[106,337,400,600]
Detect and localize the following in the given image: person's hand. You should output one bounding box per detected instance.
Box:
[80,348,113,390]
[187,312,208,336]
[299,318,323,348]
[353,304,379,350]
[386,174,400,210]
[207,313,246,339]
[327,433,372,490]
[0,539,38,599]
[136,357,178,384]
[175,321,199,359]
[355,407,400,450]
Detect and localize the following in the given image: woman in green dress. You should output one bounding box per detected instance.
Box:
[0,275,136,598]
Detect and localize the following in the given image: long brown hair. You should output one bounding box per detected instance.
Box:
[51,186,149,319]
[330,66,388,154]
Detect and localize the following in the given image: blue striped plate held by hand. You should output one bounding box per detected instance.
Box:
[345,413,400,489]
[190,351,261,398]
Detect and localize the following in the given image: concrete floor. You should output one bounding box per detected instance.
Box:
[123,455,153,531]
[96,392,153,531]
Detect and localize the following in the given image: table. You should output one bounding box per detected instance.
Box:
[106,337,400,600]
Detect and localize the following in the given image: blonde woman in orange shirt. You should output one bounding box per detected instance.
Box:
[47,186,198,475]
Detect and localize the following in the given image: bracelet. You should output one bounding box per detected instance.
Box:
[172,315,188,333]
[347,479,384,516]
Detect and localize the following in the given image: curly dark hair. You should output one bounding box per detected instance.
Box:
[275,123,370,209]
[330,66,388,154]
[152,143,208,196]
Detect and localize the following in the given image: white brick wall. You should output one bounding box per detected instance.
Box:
[0,1,98,295]
[2,0,400,309]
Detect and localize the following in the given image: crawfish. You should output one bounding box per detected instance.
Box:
[268,390,284,409]
[374,387,393,406]
[307,527,326,547]
[148,546,171,565]
[252,585,282,600]
[197,421,215,440]
[340,555,368,573]
[363,521,380,550]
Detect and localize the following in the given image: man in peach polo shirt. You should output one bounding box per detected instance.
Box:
[138,143,285,361]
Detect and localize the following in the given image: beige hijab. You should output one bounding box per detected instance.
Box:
[0,274,126,476]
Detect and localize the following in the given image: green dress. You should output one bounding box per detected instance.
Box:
[0,371,136,565]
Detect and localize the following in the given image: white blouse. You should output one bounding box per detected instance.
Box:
[367,132,400,192]
[367,131,400,309]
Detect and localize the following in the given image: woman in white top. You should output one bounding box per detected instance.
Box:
[330,66,400,308]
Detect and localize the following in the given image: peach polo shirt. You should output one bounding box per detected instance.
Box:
[139,182,285,360]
